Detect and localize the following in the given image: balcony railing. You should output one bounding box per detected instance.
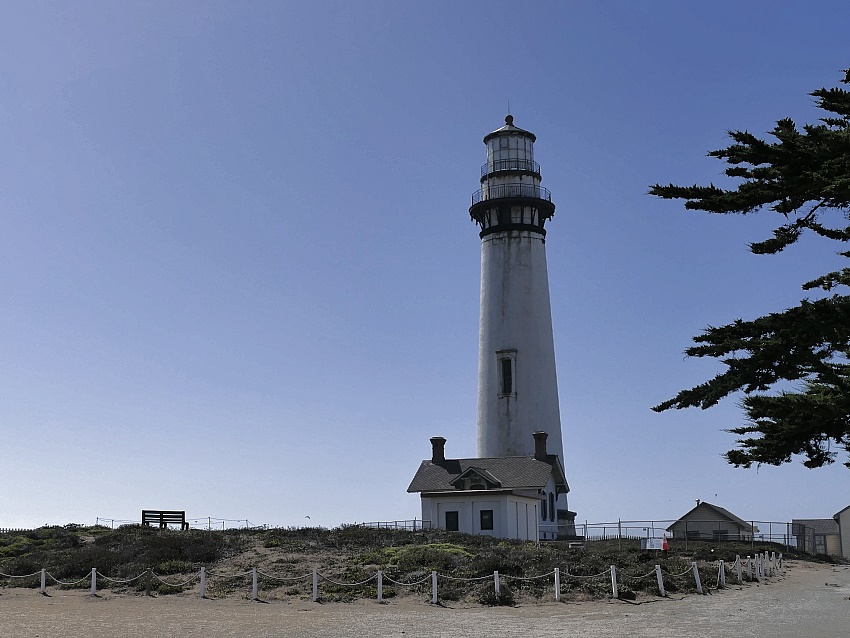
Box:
[471,183,552,206]
[481,158,541,177]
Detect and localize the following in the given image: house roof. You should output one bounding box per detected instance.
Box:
[792,518,840,535]
[408,455,567,494]
[834,504,850,520]
[667,501,757,533]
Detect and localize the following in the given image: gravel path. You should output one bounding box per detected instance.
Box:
[1,561,847,637]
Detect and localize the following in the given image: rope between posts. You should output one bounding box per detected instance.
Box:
[45,572,92,586]
[317,573,377,587]
[205,570,254,579]
[438,574,492,582]
[624,569,659,581]
[0,570,42,579]
[152,572,200,587]
[662,567,695,578]
[256,571,312,582]
[562,570,608,580]
[502,571,554,582]
[97,571,147,584]
[383,574,433,586]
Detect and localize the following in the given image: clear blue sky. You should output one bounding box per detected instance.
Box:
[2,1,848,530]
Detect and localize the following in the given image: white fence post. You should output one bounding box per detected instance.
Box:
[554,567,561,602]
[692,562,703,595]
[40,568,46,595]
[718,560,726,588]
[90,568,97,596]
[199,567,206,599]
[377,570,383,602]
[655,564,665,597]
[431,571,437,604]
[251,567,258,601]
[779,553,784,574]
[610,565,618,599]
[770,552,776,576]
[735,555,742,584]
[746,555,752,580]
[312,570,318,602]
[494,571,500,597]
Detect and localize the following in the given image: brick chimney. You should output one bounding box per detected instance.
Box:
[532,431,548,461]
[430,437,446,463]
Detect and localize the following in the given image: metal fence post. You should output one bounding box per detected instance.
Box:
[377,570,383,602]
[692,562,703,595]
[431,571,437,604]
[610,565,618,599]
[554,567,561,602]
[200,567,206,599]
[655,564,665,597]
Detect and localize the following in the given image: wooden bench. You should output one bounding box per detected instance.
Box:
[141,510,189,530]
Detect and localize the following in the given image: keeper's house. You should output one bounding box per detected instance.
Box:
[407,432,568,541]
[667,501,757,541]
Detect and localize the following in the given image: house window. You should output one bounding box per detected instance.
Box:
[480,509,494,531]
[445,511,459,532]
[712,529,728,541]
[541,498,547,521]
[549,492,555,522]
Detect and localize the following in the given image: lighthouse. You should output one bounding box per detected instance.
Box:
[470,116,573,532]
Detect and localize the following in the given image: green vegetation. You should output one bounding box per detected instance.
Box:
[0,524,823,603]
[650,68,850,469]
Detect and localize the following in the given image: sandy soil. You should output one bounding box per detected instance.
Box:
[1,561,848,637]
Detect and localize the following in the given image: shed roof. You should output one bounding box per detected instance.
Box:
[667,501,756,533]
[792,518,840,535]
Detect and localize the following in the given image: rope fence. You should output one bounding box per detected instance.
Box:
[0,552,784,603]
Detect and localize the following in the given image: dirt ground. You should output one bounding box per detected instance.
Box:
[1,561,848,637]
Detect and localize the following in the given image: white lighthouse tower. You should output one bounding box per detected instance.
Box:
[469,116,573,532]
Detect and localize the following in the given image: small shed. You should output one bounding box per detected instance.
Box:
[835,504,850,559]
[791,518,841,556]
[667,501,757,541]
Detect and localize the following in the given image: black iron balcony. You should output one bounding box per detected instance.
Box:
[471,183,552,206]
[481,158,541,178]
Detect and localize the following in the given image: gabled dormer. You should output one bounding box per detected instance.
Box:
[449,467,503,491]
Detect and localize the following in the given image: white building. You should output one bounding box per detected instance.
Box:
[408,433,568,541]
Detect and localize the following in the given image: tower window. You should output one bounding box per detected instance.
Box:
[501,358,512,394]
[497,350,517,397]
[495,350,517,397]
